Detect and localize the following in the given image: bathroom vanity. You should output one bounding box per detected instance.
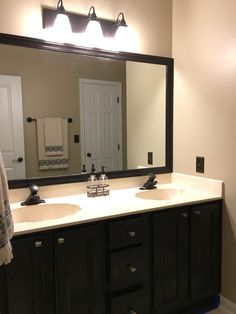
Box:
[0,173,223,314]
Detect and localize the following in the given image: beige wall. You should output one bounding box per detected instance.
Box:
[173,0,236,303]
[0,0,172,56]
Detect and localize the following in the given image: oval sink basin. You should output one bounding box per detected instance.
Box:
[135,188,191,201]
[12,203,80,223]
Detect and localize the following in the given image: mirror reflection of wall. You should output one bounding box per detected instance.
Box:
[126,61,166,169]
[0,43,166,179]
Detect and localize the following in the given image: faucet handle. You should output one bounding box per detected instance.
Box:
[29,184,39,195]
[148,173,156,181]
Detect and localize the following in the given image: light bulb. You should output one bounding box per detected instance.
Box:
[53,0,72,43]
[84,6,104,48]
[85,20,103,47]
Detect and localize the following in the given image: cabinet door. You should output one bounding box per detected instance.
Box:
[2,233,54,314]
[190,202,221,301]
[0,266,8,314]
[54,224,106,314]
[153,208,189,313]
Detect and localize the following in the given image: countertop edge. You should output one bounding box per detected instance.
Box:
[12,194,223,236]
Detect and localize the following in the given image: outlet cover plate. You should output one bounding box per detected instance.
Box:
[196,156,205,173]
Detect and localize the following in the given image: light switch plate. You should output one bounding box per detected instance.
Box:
[196,156,205,173]
[148,152,153,165]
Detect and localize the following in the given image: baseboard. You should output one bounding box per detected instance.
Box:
[220,296,236,313]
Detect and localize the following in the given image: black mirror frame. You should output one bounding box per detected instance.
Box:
[0,33,173,189]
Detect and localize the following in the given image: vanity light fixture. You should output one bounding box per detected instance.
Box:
[115,13,128,39]
[114,12,129,50]
[85,6,103,47]
[42,3,129,48]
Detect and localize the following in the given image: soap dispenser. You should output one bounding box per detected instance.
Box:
[98,166,109,196]
[81,164,87,174]
[87,164,98,197]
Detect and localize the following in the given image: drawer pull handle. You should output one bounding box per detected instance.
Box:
[194,210,201,216]
[128,265,137,273]
[128,309,137,314]
[35,241,42,248]
[128,231,136,237]
[58,238,65,244]
[181,213,188,218]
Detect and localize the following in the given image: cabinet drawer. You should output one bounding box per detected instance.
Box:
[111,289,151,314]
[110,246,149,291]
[109,216,148,249]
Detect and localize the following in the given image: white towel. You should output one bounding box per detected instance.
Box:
[36,118,69,170]
[44,117,63,156]
[0,152,14,266]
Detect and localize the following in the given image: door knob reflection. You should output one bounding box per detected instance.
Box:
[12,157,23,163]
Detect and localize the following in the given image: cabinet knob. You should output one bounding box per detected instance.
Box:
[128,309,137,314]
[181,212,188,218]
[35,241,42,248]
[194,210,201,216]
[128,265,137,273]
[128,230,136,237]
[58,237,65,244]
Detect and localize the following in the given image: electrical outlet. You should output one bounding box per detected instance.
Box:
[148,152,153,165]
[196,156,205,173]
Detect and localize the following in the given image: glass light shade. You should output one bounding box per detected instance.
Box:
[53,13,72,43]
[115,25,129,51]
[85,20,103,47]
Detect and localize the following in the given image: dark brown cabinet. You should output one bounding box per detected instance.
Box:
[111,288,151,314]
[0,201,221,314]
[0,232,54,314]
[54,224,106,314]
[0,224,106,314]
[153,201,221,314]
[109,215,148,249]
[190,202,221,301]
[110,245,149,291]
[0,265,8,314]
[108,215,151,314]
[153,208,189,313]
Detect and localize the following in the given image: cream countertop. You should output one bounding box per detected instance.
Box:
[9,173,224,236]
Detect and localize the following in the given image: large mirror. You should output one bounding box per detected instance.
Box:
[0,33,173,188]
